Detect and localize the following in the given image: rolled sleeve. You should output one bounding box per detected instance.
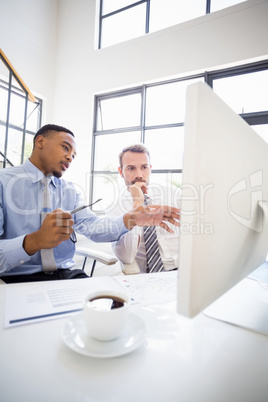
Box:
[112,226,143,264]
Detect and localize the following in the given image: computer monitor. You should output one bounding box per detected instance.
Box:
[177,81,268,335]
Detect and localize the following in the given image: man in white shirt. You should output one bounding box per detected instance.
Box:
[112,144,180,274]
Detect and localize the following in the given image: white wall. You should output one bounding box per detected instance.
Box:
[0,0,59,122]
[1,0,268,195]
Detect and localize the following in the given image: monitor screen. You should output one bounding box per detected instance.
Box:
[177,81,268,334]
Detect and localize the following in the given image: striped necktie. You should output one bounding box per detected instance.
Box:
[143,195,164,273]
[40,177,57,272]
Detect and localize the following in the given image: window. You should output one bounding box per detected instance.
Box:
[0,78,42,168]
[98,0,248,48]
[91,75,204,212]
[210,0,247,12]
[207,60,268,136]
[149,0,205,32]
[210,69,268,114]
[91,60,268,213]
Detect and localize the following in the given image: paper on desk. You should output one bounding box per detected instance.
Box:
[4,276,125,328]
[118,271,178,306]
[4,271,178,328]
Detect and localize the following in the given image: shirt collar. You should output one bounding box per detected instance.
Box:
[23,159,58,188]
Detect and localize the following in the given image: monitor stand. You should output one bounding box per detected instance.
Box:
[204,262,268,336]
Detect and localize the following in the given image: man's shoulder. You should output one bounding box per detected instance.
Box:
[0,164,25,181]
[0,163,25,173]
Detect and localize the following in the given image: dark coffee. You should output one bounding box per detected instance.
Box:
[87,295,126,311]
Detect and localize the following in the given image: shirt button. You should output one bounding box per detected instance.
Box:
[19,260,24,264]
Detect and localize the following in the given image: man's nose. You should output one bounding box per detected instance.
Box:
[66,152,74,162]
[135,169,143,178]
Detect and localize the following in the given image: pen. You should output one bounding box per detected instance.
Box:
[71,199,102,215]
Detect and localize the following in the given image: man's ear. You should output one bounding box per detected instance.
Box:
[118,166,124,178]
[35,135,45,149]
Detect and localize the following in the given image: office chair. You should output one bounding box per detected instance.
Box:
[75,247,118,277]
[0,248,118,284]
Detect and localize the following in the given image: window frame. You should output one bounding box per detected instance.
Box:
[90,60,268,207]
[0,78,42,167]
[91,73,204,208]
[99,0,150,49]
[98,0,247,49]
[207,60,268,126]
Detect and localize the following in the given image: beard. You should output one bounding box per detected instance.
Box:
[53,170,62,178]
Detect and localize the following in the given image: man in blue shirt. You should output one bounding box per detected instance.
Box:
[0,124,180,282]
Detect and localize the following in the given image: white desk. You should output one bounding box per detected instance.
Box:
[0,279,267,402]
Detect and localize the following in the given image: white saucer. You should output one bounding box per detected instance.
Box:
[62,312,146,358]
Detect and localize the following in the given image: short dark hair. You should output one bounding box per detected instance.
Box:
[33,124,74,146]
[119,144,150,168]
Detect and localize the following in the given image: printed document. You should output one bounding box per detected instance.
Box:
[4,271,178,327]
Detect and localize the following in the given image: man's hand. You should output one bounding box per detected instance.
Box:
[128,182,147,208]
[23,209,74,255]
[123,205,180,233]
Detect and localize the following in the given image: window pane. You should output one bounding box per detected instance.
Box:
[6,128,23,166]
[0,125,5,149]
[252,124,268,144]
[23,133,34,162]
[97,93,141,130]
[102,0,137,15]
[144,127,184,170]
[101,3,146,47]
[149,172,182,207]
[91,173,121,213]
[146,78,203,126]
[26,102,41,132]
[0,75,42,167]
[213,70,268,114]
[210,0,247,12]
[0,85,8,122]
[94,131,141,171]
[0,125,6,167]
[0,85,40,131]
[150,0,205,32]
[9,92,26,127]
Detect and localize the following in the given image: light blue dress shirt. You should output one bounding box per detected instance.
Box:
[0,159,128,275]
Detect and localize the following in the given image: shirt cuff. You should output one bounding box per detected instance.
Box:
[0,235,31,273]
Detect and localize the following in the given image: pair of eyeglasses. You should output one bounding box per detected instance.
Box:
[70,199,102,243]
[70,199,102,215]
[70,231,77,244]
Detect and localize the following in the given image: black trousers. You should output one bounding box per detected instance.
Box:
[0,269,89,283]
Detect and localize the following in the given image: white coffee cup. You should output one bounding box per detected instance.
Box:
[83,290,131,341]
